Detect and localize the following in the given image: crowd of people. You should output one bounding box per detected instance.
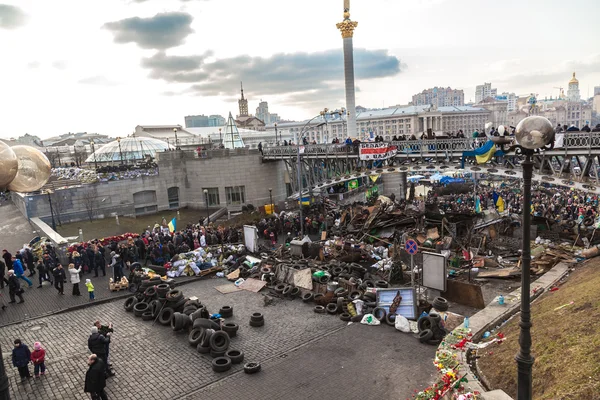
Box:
[10,318,114,399]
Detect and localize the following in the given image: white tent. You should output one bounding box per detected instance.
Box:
[222,112,245,149]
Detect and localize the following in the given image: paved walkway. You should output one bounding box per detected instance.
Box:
[1,278,437,399]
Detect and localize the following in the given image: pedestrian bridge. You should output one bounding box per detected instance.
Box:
[261,132,600,197]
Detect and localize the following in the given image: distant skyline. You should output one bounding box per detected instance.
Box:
[0,0,599,139]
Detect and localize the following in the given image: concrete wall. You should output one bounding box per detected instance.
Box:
[16,149,288,224]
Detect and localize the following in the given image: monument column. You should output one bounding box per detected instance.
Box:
[336,0,358,139]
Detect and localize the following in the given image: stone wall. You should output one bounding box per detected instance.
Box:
[14,149,288,224]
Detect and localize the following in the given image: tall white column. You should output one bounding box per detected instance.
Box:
[343,37,357,138]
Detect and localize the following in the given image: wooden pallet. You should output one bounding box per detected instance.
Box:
[109,283,127,292]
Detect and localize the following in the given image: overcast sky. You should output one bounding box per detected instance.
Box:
[1,0,599,139]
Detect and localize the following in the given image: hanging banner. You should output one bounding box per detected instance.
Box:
[359,143,397,160]
[347,179,359,190]
[369,174,380,183]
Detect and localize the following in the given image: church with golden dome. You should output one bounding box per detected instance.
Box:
[567,72,581,102]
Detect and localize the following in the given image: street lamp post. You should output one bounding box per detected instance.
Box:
[219,128,222,148]
[268,188,273,214]
[203,189,210,225]
[274,123,278,145]
[173,128,179,149]
[117,137,124,165]
[90,140,98,171]
[46,189,57,231]
[496,116,554,400]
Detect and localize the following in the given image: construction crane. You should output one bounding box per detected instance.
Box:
[553,87,564,99]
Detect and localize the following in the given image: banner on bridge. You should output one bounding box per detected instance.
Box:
[359,143,397,160]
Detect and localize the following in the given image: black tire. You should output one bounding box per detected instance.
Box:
[326,303,338,314]
[318,275,329,284]
[417,315,433,332]
[301,292,314,302]
[282,285,292,296]
[334,287,348,297]
[363,280,376,288]
[191,307,206,322]
[173,297,187,313]
[250,313,264,322]
[196,344,210,354]
[348,290,362,300]
[418,329,434,343]
[225,350,244,364]
[222,323,239,338]
[141,311,154,321]
[244,362,261,374]
[157,307,174,325]
[133,302,149,317]
[432,297,448,312]
[289,287,300,299]
[428,312,442,324]
[249,320,264,327]
[193,318,221,331]
[331,266,343,276]
[339,313,351,321]
[362,291,376,301]
[144,287,158,298]
[385,312,397,326]
[210,349,226,358]
[219,306,233,317]
[124,296,138,312]
[209,331,230,352]
[188,328,204,346]
[171,312,185,331]
[212,357,232,373]
[372,307,386,321]
[148,299,160,317]
[274,283,286,293]
[156,283,170,297]
[375,280,389,288]
[166,289,183,302]
[314,305,326,314]
[201,329,215,347]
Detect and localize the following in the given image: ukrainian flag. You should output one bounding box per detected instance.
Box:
[475,197,482,213]
[474,140,496,164]
[168,217,176,233]
[300,197,310,206]
[496,196,505,212]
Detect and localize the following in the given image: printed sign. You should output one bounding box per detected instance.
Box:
[359,142,398,160]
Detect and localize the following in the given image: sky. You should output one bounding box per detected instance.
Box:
[0,0,599,139]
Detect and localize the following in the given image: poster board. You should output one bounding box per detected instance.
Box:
[243,225,258,253]
[376,287,417,320]
[422,251,447,291]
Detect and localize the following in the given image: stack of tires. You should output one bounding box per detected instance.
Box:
[416,311,447,345]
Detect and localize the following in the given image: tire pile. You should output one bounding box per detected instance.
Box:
[124,280,261,374]
[416,297,448,345]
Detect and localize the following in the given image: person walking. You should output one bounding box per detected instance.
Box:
[88,326,113,377]
[68,263,82,296]
[0,258,8,289]
[94,320,114,368]
[2,249,12,270]
[7,270,24,304]
[84,354,108,400]
[11,339,32,382]
[52,264,66,295]
[30,342,47,378]
[85,279,95,301]
[94,248,106,277]
[12,256,32,287]
[36,259,52,288]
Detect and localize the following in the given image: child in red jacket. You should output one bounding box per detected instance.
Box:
[30,342,46,377]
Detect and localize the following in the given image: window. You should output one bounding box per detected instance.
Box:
[203,188,220,206]
[167,187,179,209]
[225,186,245,205]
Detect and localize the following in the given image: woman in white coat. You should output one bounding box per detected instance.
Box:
[68,263,82,296]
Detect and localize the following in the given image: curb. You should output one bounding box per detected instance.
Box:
[0,275,209,329]
[427,262,570,400]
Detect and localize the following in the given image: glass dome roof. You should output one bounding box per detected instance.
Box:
[85,137,174,163]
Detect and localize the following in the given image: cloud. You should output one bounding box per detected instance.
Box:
[78,75,120,86]
[103,12,194,50]
[142,48,403,99]
[0,4,27,29]
[52,60,68,70]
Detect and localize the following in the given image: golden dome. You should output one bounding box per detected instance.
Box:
[569,72,578,84]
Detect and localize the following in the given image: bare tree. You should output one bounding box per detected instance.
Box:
[82,187,98,222]
[51,192,67,226]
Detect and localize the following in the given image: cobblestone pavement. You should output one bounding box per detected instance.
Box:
[1,278,437,399]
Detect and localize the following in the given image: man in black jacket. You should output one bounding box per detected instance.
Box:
[94,248,106,277]
[0,259,7,289]
[7,270,24,303]
[84,354,108,400]
[88,327,113,377]
[52,264,66,294]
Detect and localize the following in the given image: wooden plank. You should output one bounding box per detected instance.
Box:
[442,279,486,309]
[239,278,267,293]
[214,284,242,294]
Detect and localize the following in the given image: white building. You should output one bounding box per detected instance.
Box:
[475,83,497,104]
[266,105,490,144]
[499,92,517,112]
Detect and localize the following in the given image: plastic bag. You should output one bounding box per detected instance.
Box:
[394,315,410,333]
[360,314,380,325]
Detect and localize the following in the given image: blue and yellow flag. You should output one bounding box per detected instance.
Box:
[475,140,496,164]
[496,196,505,212]
[168,218,176,233]
[475,197,482,213]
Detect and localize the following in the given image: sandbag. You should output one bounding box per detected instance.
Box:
[394,315,411,333]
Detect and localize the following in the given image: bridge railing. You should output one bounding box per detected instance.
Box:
[262,132,600,158]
